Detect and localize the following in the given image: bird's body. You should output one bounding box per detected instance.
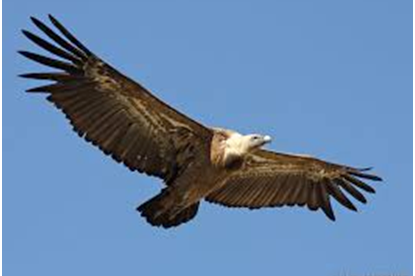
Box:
[20,15,382,228]
[139,128,272,226]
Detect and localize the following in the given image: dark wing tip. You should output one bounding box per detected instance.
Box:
[344,175,376,194]
[48,14,59,26]
[48,14,64,28]
[21,30,40,45]
[357,167,373,171]
[30,16,44,27]
[353,172,383,182]
[17,50,29,57]
[329,179,358,212]
[322,208,336,221]
[47,14,93,56]
[18,73,32,79]
[48,14,56,22]
[372,175,383,181]
[21,29,30,36]
[347,167,383,181]
[26,87,43,93]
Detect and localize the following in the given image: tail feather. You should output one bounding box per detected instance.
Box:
[137,191,199,228]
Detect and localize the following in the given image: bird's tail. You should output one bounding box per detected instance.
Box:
[137,189,199,228]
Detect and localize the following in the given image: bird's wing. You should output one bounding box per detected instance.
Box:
[206,149,382,220]
[20,15,212,183]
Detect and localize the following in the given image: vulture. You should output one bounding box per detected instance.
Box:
[20,15,382,228]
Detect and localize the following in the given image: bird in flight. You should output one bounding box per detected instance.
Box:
[20,15,382,228]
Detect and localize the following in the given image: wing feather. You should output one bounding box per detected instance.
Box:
[279,177,298,206]
[20,15,212,182]
[336,179,367,204]
[30,16,87,59]
[318,180,335,220]
[286,178,303,206]
[259,177,278,206]
[19,50,80,73]
[20,72,75,82]
[207,150,381,221]
[22,30,82,64]
[307,182,319,211]
[326,181,357,211]
[344,175,376,193]
[296,179,310,207]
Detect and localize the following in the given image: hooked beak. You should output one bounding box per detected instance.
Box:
[263,135,272,144]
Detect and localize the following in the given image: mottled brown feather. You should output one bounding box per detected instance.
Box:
[20,15,212,183]
[207,150,381,221]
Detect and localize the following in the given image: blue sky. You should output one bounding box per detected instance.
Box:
[4,1,412,275]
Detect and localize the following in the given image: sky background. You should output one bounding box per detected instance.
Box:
[4,1,412,275]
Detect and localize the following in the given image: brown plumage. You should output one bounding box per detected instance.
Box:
[20,15,382,228]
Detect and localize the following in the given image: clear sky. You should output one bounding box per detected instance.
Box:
[4,1,412,275]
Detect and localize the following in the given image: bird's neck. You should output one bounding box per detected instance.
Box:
[225,132,250,156]
[211,130,250,170]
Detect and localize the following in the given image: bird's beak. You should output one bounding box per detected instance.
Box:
[263,135,272,144]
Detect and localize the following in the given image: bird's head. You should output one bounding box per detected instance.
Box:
[244,134,272,151]
[224,131,272,155]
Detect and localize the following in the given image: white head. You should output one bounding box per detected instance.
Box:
[225,132,272,155]
[245,134,272,150]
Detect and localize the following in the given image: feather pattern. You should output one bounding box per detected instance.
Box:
[19,15,213,184]
[20,15,383,228]
[207,150,382,221]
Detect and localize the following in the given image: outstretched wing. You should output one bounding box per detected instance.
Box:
[206,149,382,220]
[20,15,212,183]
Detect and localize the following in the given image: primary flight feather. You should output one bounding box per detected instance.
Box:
[20,15,382,228]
